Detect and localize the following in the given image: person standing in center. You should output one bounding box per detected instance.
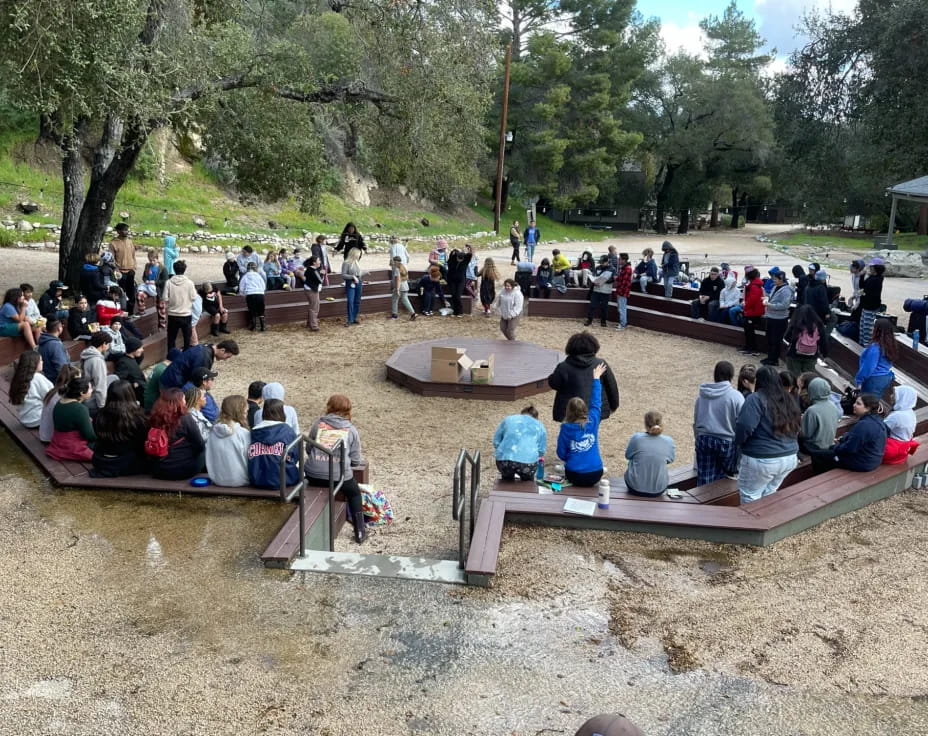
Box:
[762,267,794,366]
[509,220,522,265]
[584,255,614,327]
[524,219,540,262]
[492,278,524,341]
[659,241,679,297]
[239,261,267,331]
[341,247,365,326]
[446,247,473,317]
[612,252,633,331]
[110,222,138,314]
[303,255,325,331]
[548,332,620,423]
[163,260,197,352]
[334,222,366,261]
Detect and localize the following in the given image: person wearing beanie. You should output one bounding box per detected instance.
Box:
[111,335,147,403]
[222,251,240,293]
[659,240,679,297]
[253,382,300,435]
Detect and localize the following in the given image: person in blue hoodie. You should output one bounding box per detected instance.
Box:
[524,220,541,262]
[37,320,70,382]
[79,253,107,305]
[556,362,607,486]
[734,364,801,503]
[809,393,888,474]
[493,405,547,481]
[247,399,300,489]
[855,318,896,399]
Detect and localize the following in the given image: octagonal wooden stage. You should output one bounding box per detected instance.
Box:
[386,337,562,400]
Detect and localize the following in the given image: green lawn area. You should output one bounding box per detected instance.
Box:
[0,126,609,249]
[775,231,928,251]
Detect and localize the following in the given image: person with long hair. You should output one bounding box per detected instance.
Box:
[858,258,885,346]
[855,317,897,399]
[149,387,206,480]
[90,380,148,477]
[784,305,829,376]
[46,376,95,461]
[334,222,365,260]
[624,410,676,497]
[341,247,365,326]
[303,254,325,330]
[263,251,285,291]
[761,268,794,366]
[9,350,53,428]
[304,394,367,543]
[509,220,522,265]
[0,288,40,349]
[389,256,416,321]
[491,278,525,340]
[205,394,251,487]
[734,364,801,503]
[548,331,621,423]
[249,398,300,490]
[809,394,888,474]
[738,267,765,356]
[67,294,95,341]
[556,362,608,487]
[40,365,81,443]
[183,386,212,441]
[478,258,499,316]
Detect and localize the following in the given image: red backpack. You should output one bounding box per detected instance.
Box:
[796,328,820,356]
[144,427,170,457]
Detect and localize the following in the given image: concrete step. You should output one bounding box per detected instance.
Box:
[289,550,466,584]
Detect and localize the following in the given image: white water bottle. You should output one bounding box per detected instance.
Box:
[597,478,610,509]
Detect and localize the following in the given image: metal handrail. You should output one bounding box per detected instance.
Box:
[303,436,347,553]
[278,434,307,556]
[452,448,481,569]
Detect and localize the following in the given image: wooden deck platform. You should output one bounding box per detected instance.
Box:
[386,337,562,400]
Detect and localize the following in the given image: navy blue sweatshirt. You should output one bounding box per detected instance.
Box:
[834,413,888,472]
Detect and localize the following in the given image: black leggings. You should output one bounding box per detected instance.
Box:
[166,314,192,352]
[306,474,363,515]
[448,278,466,315]
[565,467,603,487]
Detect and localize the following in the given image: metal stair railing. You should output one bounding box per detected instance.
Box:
[452,448,481,569]
[278,434,307,556]
[303,436,347,553]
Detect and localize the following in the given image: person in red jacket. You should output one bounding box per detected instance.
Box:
[612,252,633,330]
[738,267,765,356]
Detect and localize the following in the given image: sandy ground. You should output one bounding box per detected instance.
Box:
[1,224,928,734]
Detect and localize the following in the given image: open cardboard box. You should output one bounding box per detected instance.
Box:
[470,354,495,384]
[430,346,473,383]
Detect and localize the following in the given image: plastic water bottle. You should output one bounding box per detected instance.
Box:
[913,330,920,350]
[536,456,545,481]
[597,478,610,509]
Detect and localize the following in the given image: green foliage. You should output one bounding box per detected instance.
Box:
[774,232,928,252]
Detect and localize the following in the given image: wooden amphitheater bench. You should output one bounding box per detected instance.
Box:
[463,437,928,585]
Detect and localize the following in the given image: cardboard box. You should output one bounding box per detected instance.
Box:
[470,354,495,384]
[430,346,473,382]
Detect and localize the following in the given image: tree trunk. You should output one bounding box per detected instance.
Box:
[730,187,741,229]
[710,200,719,228]
[654,165,676,234]
[58,121,87,288]
[511,2,522,61]
[678,208,689,234]
[61,121,150,289]
[918,204,928,236]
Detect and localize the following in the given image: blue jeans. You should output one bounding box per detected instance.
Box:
[525,242,536,261]
[861,372,894,399]
[345,280,363,323]
[616,295,627,327]
[663,275,674,297]
[738,454,797,504]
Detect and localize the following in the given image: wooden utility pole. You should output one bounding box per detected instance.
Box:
[494,43,512,235]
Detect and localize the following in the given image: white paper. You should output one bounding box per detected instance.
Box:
[537,484,553,495]
[562,497,596,516]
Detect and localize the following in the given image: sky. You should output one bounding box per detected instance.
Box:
[635,0,858,68]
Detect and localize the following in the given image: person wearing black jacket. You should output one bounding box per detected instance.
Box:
[333,222,366,260]
[90,380,149,477]
[38,280,69,322]
[111,336,148,403]
[222,252,240,293]
[859,258,885,347]
[802,269,831,322]
[809,393,888,474]
[68,295,95,340]
[446,248,473,316]
[149,388,206,480]
[548,331,620,422]
[791,265,809,305]
[689,267,723,319]
[79,254,107,305]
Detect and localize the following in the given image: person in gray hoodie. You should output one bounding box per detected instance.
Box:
[253,382,299,435]
[79,331,112,414]
[799,377,840,454]
[693,361,745,485]
[762,268,794,367]
[205,394,251,487]
[304,393,366,543]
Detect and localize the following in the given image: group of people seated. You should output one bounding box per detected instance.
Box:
[7,335,373,544]
[492,330,919,505]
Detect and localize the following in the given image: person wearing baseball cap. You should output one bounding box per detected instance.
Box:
[574,713,645,736]
[39,280,69,322]
[182,369,219,422]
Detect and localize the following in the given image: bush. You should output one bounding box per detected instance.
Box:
[0,228,15,247]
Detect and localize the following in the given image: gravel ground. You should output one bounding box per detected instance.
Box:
[2,224,927,734]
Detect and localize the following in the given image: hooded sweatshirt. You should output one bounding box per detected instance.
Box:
[885,385,917,441]
[17,373,54,428]
[163,274,197,316]
[719,276,740,309]
[556,380,603,474]
[493,414,547,464]
[800,377,841,451]
[735,392,799,458]
[38,331,69,382]
[253,382,300,435]
[79,345,109,410]
[765,282,794,320]
[834,413,888,471]
[693,381,745,441]
[248,420,299,489]
[205,421,251,487]
[548,355,620,422]
[305,414,362,482]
